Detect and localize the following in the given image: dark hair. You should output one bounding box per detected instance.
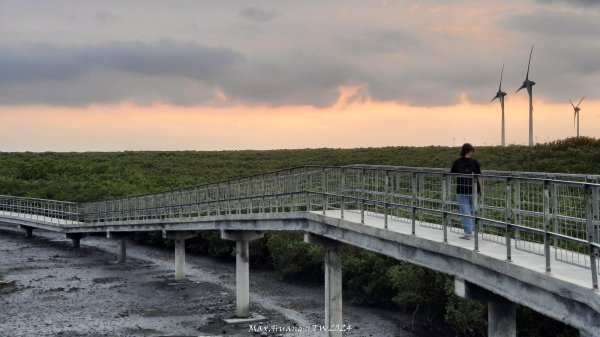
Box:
[460,143,474,158]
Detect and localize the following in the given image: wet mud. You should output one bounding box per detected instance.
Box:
[0,225,418,337]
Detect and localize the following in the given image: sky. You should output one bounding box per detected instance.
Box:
[0,0,599,151]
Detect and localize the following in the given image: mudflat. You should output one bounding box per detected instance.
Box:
[0,225,417,337]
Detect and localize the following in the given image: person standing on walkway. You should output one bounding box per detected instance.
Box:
[450,143,482,239]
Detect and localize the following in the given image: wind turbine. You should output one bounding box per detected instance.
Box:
[491,63,507,146]
[570,97,585,137]
[516,45,536,146]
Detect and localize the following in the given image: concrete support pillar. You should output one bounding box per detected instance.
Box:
[66,233,84,248]
[488,296,517,337]
[236,239,250,317]
[107,232,133,264]
[116,239,127,263]
[455,278,517,337]
[221,230,264,318]
[165,231,197,281]
[174,239,185,280]
[305,233,343,337]
[19,225,33,238]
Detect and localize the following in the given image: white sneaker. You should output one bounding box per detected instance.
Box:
[460,235,471,240]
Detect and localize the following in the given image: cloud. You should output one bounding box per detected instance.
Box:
[334,30,419,54]
[0,1,598,108]
[0,40,243,106]
[94,11,117,24]
[535,0,600,7]
[239,6,278,22]
[503,9,600,37]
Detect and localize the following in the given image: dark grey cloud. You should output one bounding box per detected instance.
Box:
[239,6,278,22]
[0,40,243,106]
[503,10,600,36]
[0,40,349,107]
[536,0,600,7]
[222,50,349,107]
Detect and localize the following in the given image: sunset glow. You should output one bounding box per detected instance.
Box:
[2,94,597,152]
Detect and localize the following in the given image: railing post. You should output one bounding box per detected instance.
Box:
[514,179,521,244]
[225,182,230,215]
[411,172,417,235]
[322,168,327,215]
[585,184,599,290]
[384,171,389,229]
[505,177,512,262]
[216,184,221,215]
[552,182,559,255]
[341,169,345,219]
[260,176,265,214]
[472,174,479,252]
[442,173,448,243]
[543,180,551,273]
[360,169,365,224]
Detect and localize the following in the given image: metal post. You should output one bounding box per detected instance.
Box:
[552,183,558,256]
[216,184,221,215]
[384,202,388,229]
[442,173,448,243]
[585,185,599,290]
[360,169,365,224]
[543,180,551,273]
[514,179,521,243]
[473,175,479,252]
[411,172,417,235]
[341,169,345,219]
[322,168,327,215]
[505,178,512,262]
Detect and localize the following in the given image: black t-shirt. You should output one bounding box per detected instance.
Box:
[450,157,481,195]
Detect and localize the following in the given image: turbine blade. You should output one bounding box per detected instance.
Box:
[526,44,534,80]
[516,84,526,93]
[570,99,575,108]
[577,96,585,108]
[499,63,504,91]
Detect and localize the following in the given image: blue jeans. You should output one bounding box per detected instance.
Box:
[457,194,474,235]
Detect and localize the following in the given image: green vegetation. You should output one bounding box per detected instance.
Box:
[2,137,596,336]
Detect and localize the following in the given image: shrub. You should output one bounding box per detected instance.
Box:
[266,232,323,281]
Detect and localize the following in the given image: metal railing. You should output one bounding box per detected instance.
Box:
[0,195,80,225]
[1,165,599,289]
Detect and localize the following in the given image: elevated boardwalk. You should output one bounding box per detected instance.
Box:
[1,165,600,337]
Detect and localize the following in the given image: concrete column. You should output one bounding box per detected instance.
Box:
[305,233,343,337]
[174,239,185,280]
[165,231,197,281]
[221,230,264,318]
[488,296,517,337]
[106,232,133,264]
[236,239,250,317]
[19,225,33,238]
[66,233,84,248]
[324,242,342,337]
[116,239,127,263]
[455,278,517,337]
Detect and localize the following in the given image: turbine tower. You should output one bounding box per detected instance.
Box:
[491,63,507,146]
[570,97,585,137]
[516,45,536,146]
